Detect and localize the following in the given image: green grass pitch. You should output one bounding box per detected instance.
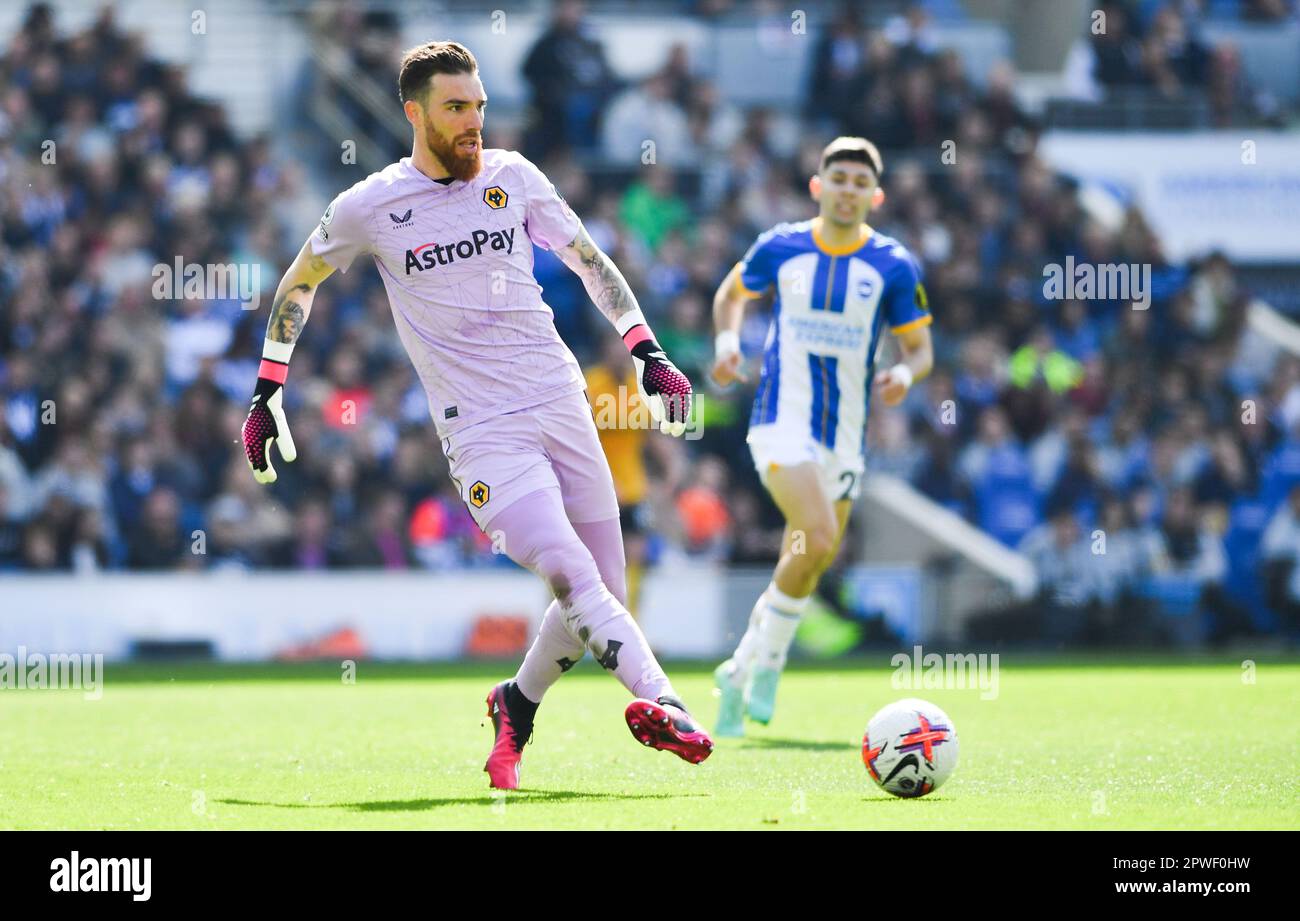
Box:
[3,656,1297,830]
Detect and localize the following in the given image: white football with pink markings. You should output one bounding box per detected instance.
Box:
[862,698,959,798]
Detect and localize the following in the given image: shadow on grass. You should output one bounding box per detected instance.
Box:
[219,790,708,813]
[738,737,858,753]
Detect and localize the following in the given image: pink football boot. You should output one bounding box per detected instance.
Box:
[483,681,533,790]
[624,696,714,765]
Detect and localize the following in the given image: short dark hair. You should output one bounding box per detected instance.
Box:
[398,41,478,105]
[820,136,883,179]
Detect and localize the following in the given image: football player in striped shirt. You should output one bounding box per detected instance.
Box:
[709,137,934,736]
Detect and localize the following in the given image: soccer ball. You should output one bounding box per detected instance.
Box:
[862,698,958,798]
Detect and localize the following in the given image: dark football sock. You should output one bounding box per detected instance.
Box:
[505,680,539,724]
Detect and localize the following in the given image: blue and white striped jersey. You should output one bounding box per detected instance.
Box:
[739,219,931,458]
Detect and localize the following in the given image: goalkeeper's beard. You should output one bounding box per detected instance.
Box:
[424,121,483,182]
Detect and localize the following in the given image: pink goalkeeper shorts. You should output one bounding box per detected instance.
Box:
[440,388,621,531]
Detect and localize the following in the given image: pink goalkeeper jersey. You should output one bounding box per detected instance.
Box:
[309,149,586,436]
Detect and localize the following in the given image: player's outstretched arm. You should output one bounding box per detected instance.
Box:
[875,324,934,407]
[241,240,336,483]
[554,224,641,327]
[556,226,693,437]
[710,262,763,386]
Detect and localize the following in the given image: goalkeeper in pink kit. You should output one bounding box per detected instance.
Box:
[239,41,712,788]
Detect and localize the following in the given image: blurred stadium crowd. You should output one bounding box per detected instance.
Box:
[2,1,1299,644]
[1067,0,1291,124]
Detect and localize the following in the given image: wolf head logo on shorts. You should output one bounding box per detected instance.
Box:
[469,481,491,508]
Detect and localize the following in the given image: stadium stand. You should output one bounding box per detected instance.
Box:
[2,0,1298,647]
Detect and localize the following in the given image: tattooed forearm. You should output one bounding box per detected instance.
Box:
[266,284,312,344]
[557,227,640,324]
[261,239,335,344]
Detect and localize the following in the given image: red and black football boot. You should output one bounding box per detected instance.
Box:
[624,695,714,765]
[483,680,535,790]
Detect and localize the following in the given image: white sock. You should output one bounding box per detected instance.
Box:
[566,581,674,701]
[724,594,767,688]
[515,600,585,704]
[755,583,809,671]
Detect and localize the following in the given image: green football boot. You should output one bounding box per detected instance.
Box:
[712,661,746,738]
[746,665,781,725]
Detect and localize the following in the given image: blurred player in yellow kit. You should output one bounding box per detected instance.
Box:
[585,336,650,617]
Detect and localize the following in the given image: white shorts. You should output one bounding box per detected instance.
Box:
[747,424,865,503]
